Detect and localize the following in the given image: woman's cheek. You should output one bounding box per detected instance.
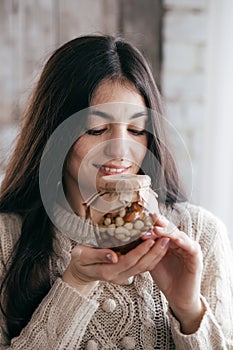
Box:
[134,144,147,164]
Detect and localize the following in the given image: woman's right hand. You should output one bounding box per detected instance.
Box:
[62,244,119,294]
[62,235,168,295]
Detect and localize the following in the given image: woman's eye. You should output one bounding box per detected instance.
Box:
[86,128,107,136]
[128,129,146,136]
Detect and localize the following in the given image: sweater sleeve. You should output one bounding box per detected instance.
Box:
[6,279,99,349]
[0,214,99,349]
[168,207,233,349]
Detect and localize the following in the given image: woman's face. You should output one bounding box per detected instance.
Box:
[64,80,148,213]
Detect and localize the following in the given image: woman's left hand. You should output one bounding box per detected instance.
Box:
[143,215,205,334]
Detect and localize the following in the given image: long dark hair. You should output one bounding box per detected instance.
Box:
[0,34,186,340]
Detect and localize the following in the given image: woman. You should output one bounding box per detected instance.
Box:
[0,35,233,349]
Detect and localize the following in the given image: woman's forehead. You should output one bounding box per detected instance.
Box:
[88,103,148,124]
[91,79,146,106]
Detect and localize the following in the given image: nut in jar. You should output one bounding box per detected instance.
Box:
[84,174,160,254]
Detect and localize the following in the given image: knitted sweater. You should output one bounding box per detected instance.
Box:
[0,202,233,349]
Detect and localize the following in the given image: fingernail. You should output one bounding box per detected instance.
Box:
[106,254,113,262]
[143,231,154,237]
[157,215,169,225]
[160,238,170,248]
[156,226,174,235]
[156,226,166,233]
[148,240,155,248]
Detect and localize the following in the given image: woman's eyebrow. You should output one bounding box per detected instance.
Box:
[89,109,148,120]
[130,111,148,120]
[90,110,114,120]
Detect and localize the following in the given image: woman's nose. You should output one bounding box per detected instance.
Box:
[104,125,128,159]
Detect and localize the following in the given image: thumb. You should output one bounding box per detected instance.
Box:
[71,245,119,264]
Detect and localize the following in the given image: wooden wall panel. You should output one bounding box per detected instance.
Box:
[0,0,20,123]
[13,0,57,119]
[121,0,162,86]
[0,0,161,124]
[0,0,57,123]
[58,0,119,45]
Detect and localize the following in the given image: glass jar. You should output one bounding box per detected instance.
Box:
[85,174,159,254]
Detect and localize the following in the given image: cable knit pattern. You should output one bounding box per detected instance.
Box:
[0,202,233,349]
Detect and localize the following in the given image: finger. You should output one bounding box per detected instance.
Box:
[152,228,203,276]
[112,239,156,272]
[71,245,118,265]
[76,240,155,283]
[141,230,158,240]
[154,227,201,257]
[98,239,157,283]
[154,221,180,236]
[151,213,172,228]
[167,235,203,274]
[117,237,170,281]
[135,237,170,271]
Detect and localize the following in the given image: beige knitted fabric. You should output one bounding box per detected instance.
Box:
[0,202,233,349]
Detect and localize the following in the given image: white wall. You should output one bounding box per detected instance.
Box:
[162,0,208,205]
[162,0,233,245]
[200,0,233,238]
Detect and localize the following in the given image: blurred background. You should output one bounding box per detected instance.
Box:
[0,0,233,243]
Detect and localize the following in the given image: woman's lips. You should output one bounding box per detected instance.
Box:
[94,164,130,175]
